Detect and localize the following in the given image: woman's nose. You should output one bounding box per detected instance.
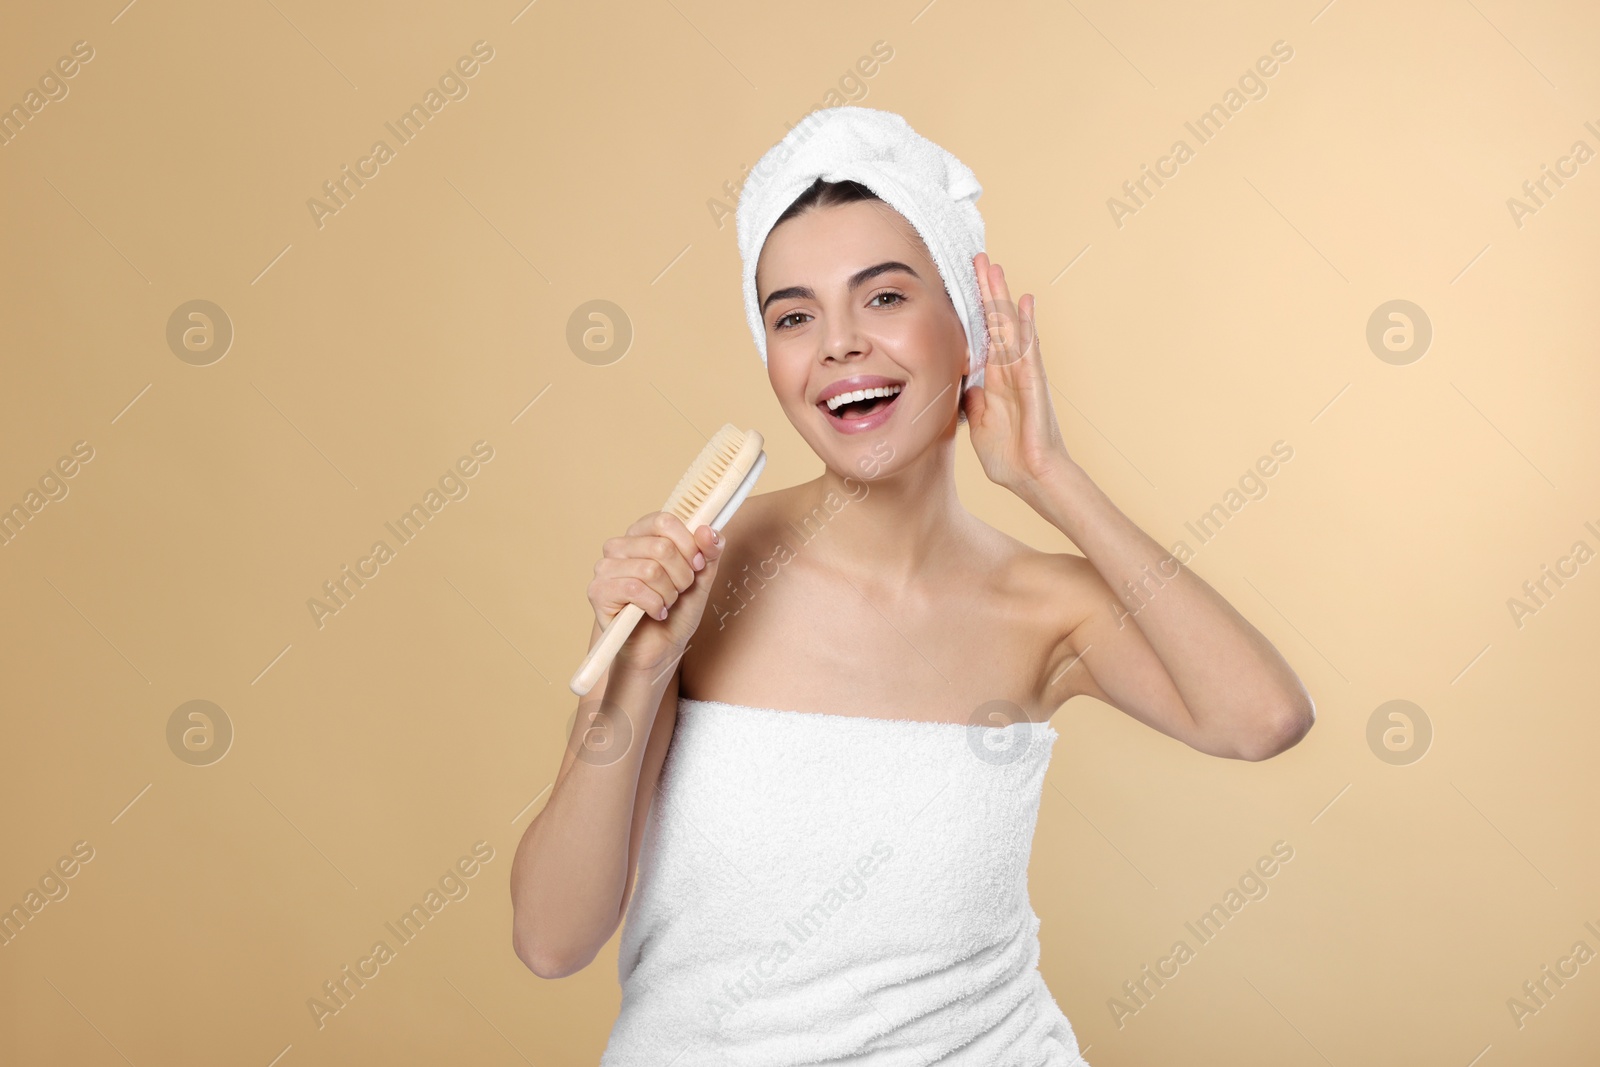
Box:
[820,307,867,361]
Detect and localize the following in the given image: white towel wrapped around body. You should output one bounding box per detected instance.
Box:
[601,698,1091,1066]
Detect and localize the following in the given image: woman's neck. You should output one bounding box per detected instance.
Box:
[797,441,976,591]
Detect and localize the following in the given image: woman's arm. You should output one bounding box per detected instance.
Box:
[1031,464,1314,760]
[509,647,680,978]
[963,251,1313,760]
[510,511,723,978]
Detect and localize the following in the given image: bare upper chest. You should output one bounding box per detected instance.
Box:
[679,506,1077,726]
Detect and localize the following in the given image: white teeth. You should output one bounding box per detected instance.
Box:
[824,384,903,412]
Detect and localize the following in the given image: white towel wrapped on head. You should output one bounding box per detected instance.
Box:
[735,106,992,394]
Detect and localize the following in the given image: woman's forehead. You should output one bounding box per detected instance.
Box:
[758,201,935,290]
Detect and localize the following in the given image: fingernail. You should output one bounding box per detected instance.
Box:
[692,551,705,570]
[657,606,668,620]
[713,530,723,546]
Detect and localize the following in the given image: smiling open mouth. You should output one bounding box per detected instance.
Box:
[819,384,904,431]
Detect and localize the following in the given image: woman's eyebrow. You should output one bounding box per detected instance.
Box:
[760,261,921,314]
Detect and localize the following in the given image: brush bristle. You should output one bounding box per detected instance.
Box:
[662,424,750,522]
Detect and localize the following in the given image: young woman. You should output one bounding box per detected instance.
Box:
[511,110,1314,1065]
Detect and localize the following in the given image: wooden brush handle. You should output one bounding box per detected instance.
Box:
[569,601,649,697]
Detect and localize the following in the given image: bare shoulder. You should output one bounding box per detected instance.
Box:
[969,523,1110,712]
[706,483,799,560]
[977,522,1097,614]
[1026,545,1105,628]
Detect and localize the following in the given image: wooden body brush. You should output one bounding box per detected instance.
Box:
[568,424,767,696]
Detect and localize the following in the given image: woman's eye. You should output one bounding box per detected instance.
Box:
[772,293,900,331]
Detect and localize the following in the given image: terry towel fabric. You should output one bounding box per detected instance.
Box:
[735,106,992,393]
[601,698,1091,1067]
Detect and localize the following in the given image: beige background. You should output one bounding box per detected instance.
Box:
[2,0,1597,1064]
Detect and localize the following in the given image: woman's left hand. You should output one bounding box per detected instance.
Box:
[964,252,1073,498]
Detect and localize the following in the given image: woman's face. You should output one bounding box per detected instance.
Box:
[755,198,969,475]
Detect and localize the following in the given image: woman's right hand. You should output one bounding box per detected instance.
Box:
[588,510,726,675]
